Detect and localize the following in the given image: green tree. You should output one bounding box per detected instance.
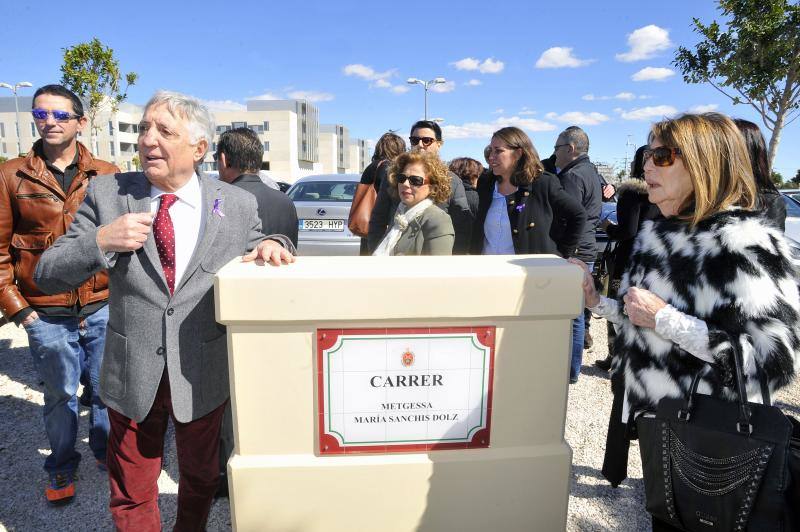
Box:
[131,154,141,170]
[60,38,137,157]
[674,0,800,169]
[0,156,7,164]
[772,170,784,186]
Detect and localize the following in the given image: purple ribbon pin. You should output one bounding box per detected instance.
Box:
[515,204,525,212]
[213,198,225,217]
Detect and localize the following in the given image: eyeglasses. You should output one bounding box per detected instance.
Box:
[553,144,570,151]
[409,136,436,147]
[396,173,427,187]
[31,109,82,122]
[643,146,682,167]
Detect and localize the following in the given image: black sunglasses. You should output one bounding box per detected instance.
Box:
[409,136,436,147]
[396,173,426,187]
[31,108,82,122]
[643,146,682,167]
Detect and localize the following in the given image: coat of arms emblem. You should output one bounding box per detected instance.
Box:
[401,349,414,367]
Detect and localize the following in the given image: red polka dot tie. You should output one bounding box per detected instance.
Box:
[154,194,178,294]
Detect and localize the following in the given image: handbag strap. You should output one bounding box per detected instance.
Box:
[730,334,754,434]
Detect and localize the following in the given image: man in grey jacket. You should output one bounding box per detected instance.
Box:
[34,91,294,530]
[367,120,473,253]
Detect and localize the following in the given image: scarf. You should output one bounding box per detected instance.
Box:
[372,198,434,256]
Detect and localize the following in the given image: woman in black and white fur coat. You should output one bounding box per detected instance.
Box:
[571,112,800,423]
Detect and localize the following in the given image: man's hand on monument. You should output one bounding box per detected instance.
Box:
[242,239,296,266]
[97,212,155,253]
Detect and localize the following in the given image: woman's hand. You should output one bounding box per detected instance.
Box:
[622,287,667,329]
[567,258,600,308]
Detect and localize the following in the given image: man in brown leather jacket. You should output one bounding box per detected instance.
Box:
[0,84,118,505]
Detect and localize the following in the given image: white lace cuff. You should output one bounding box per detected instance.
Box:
[588,296,623,324]
[654,305,714,363]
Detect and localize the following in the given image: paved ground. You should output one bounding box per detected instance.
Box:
[1,315,798,531]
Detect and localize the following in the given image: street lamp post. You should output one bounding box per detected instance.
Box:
[406,77,447,120]
[0,81,33,156]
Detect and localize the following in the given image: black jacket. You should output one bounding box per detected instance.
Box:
[554,155,602,262]
[604,180,661,283]
[470,172,586,256]
[758,190,786,232]
[462,180,480,220]
[230,173,299,247]
[368,171,474,254]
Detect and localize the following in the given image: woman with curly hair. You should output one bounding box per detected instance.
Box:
[373,150,454,255]
[570,113,800,530]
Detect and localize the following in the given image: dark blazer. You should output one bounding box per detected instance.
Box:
[368,172,474,254]
[470,172,586,256]
[555,155,602,262]
[230,173,299,247]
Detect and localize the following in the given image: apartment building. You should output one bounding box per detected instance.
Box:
[348,138,368,174]
[0,95,370,183]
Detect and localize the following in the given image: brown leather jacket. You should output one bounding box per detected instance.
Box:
[0,140,119,319]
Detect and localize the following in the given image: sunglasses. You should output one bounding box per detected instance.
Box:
[396,173,427,187]
[643,146,682,167]
[409,136,436,147]
[31,108,82,122]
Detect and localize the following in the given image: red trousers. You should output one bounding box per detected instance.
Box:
[107,372,226,531]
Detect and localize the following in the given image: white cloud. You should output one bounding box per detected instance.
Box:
[286,90,334,102]
[373,79,391,88]
[451,57,505,74]
[390,85,410,94]
[201,99,246,111]
[519,107,536,115]
[250,92,281,100]
[535,47,594,68]
[582,92,640,101]
[619,105,678,121]
[466,79,482,86]
[544,111,610,126]
[632,67,675,82]
[493,108,504,114]
[430,81,456,93]
[616,25,672,62]
[443,116,556,139]
[342,63,394,81]
[688,104,719,113]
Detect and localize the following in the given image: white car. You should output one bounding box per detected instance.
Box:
[782,192,800,243]
[287,174,361,256]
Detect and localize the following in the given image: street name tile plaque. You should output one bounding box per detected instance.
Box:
[317,327,495,454]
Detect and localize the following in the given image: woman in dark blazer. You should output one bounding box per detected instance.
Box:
[470,126,586,256]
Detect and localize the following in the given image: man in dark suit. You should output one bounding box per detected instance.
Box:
[212,127,298,497]
[215,127,298,248]
[34,91,294,530]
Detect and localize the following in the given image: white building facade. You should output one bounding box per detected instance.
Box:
[0,96,370,184]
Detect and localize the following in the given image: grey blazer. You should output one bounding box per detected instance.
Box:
[34,172,271,423]
[389,205,454,256]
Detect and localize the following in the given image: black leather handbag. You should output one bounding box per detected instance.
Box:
[636,338,799,531]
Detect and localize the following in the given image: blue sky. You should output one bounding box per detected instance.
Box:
[2,0,797,178]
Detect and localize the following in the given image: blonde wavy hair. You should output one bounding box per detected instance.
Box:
[388,151,451,204]
[650,113,756,226]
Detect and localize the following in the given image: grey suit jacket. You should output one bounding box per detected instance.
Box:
[34,172,269,423]
[389,205,454,256]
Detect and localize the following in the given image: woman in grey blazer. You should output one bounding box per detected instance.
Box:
[373,151,454,256]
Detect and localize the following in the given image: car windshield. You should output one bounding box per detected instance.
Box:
[288,181,356,202]
[783,195,800,217]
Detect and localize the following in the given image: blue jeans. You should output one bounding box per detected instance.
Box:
[25,305,110,475]
[570,262,594,382]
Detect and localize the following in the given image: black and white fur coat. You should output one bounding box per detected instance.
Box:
[610,208,800,414]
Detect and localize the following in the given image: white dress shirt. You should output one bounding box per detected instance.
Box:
[150,174,204,287]
[482,183,515,255]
